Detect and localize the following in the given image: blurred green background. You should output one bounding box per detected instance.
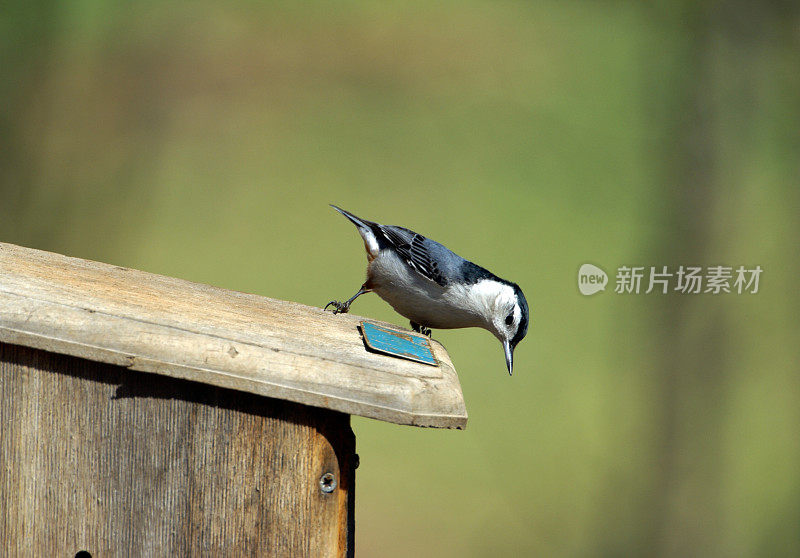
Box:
[3,1,799,556]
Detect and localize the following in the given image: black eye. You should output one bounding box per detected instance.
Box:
[505,313,514,326]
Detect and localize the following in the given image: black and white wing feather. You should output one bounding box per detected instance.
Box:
[330,205,459,288]
[378,225,449,287]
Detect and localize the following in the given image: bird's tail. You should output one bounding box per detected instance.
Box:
[330,204,381,258]
[330,205,373,229]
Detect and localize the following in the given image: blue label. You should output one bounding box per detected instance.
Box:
[360,322,438,366]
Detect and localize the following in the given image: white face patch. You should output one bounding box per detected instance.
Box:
[469,280,515,306]
[463,280,517,336]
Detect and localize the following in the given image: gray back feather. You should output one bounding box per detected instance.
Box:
[380,225,465,287]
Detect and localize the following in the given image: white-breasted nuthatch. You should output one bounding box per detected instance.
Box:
[325,205,529,375]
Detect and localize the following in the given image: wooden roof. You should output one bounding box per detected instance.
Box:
[0,242,467,429]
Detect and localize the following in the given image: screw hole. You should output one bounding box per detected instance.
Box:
[319,472,337,493]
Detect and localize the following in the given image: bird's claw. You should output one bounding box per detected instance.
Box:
[324,300,350,314]
[411,322,432,337]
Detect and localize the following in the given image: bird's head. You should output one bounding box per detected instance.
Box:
[479,279,529,375]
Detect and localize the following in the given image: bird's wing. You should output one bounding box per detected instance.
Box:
[378,225,448,286]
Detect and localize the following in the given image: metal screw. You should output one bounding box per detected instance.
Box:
[319,472,337,493]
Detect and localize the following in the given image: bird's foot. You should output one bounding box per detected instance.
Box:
[410,321,432,337]
[324,300,350,314]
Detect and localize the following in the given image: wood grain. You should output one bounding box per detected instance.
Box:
[0,242,467,429]
[0,342,355,556]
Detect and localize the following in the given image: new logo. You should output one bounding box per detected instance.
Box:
[578,263,608,296]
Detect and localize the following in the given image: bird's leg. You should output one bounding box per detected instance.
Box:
[325,285,371,314]
[410,321,432,337]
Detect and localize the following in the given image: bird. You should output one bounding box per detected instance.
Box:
[324,205,529,375]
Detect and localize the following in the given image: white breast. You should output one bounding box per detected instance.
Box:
[367,251,497,330]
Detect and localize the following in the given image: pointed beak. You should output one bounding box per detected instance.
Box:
[503,339,514,376]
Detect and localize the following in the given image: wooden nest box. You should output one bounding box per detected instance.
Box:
[0,242,467,556]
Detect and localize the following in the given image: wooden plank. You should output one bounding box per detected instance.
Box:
[0,342,355,556]
[0,242,467,428]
